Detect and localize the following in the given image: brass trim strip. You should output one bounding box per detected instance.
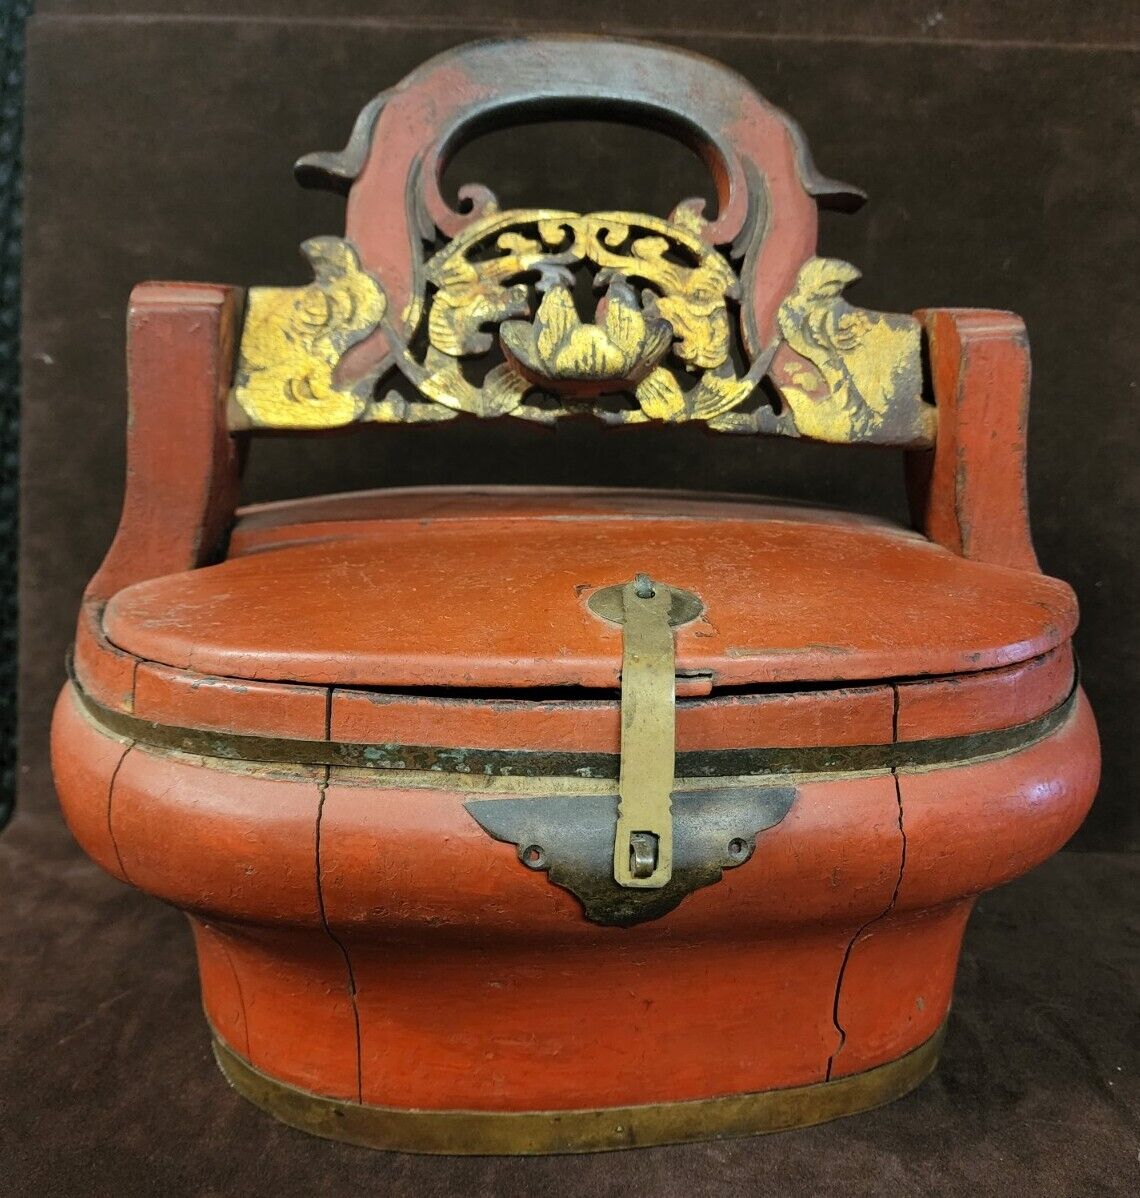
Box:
[71,671,1078,780]
[212,1022,945,1155]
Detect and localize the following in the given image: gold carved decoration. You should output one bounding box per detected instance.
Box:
[398,209,754,426]
[772,258,936,446]
[229,217,935,447]
[501,281,673,391]
[232,238,386,429]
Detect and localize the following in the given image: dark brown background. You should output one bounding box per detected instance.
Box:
[7,4,1139,1195]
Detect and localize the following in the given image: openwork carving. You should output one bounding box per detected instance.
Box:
[228,40,938,446]
[230,215,934,447]
[397,208,761,427]
[231,210,771,430]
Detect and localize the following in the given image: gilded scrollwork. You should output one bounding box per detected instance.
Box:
[230,237,456,428]
[390,209,757,425]
[231,238,386,429]
[229,216,934,447]
[772,258,936,446]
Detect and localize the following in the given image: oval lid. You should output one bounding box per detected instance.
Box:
[101,501,1077,692]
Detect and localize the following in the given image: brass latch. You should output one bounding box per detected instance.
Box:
[467,573,795,926]
[588,576,703,889]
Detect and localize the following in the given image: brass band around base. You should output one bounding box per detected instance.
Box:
[211,1023,946,1155]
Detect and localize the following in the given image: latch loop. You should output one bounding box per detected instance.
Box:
[588,575,703,889]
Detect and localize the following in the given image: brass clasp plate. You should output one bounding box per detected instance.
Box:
[464,576,796,926]
[464,786,796,927]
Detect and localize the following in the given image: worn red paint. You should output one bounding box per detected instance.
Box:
[49,37,1099,1138]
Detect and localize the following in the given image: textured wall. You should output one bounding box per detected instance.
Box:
[0,1,31,828]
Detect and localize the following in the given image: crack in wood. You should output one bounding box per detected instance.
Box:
[825,683,908,1080]
[314,766,363,1104]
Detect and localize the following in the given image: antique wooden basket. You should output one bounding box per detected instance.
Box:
[51,39,1099,1153]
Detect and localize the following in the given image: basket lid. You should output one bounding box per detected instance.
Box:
[100,488,1076,692]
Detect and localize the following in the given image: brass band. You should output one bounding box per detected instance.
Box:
[72,667,1078,780]
[212,1022,946,1155]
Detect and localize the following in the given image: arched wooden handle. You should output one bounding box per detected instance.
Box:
[296,38,863,379]
[297,38,863,241]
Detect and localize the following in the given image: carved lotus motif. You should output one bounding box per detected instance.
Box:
[500,281,673,397]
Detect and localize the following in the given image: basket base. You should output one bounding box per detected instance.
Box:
[211,1022,945,1155]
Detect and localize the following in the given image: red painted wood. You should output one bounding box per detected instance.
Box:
[190,920,251,1060]
[829,901,974,1079]
[100,513,1076,690]
[310,772,902,1108]
[191,920,360,1102]
[86,282,244,603]
[70,597,1073,751]
[348,934,849,1109]
[893,691,1099,911]
[50,687,130,884]
[227,487,901,558]
[329,683,897,753]
[73,282,245,721]
[828,695,1099,1081]
[333,41,833,381]
[133,662,330,741]
[107,746,326,928]
[895,644,1073,741]
[73,603,136,713]
[51,689,1097,1110]
[48,41,1102,1131]
[907,309,1038,571]
[316,774,901,941]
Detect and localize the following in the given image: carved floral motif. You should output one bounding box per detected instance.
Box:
[230,214,935,447]
[392,209,756,426]
[500,281,673,393]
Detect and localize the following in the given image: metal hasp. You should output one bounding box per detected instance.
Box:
[463,786,797,927]
[588,575,703,889]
